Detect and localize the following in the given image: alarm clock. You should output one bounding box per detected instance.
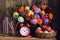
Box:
[20,26,30,36]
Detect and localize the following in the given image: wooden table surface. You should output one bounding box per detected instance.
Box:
[0,37,56,40]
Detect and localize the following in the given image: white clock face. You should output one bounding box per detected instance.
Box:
[18,16,24,23]
[20,26,30,36]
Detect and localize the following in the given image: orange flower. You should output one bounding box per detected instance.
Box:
[18,6,24,12]
[41,4,47,10]
[40,10,45,16]
[45,13,49,18]
[25,10,34,17]
[31,15,36,19]
[38,19,43,24]
[48,13,53,20]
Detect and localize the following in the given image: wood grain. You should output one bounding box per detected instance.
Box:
[0,37,56,40]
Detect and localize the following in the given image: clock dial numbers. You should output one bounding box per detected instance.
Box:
[20,26,30,36]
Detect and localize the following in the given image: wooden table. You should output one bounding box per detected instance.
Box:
[0,37,56,40]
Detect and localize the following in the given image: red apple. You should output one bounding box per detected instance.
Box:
[19,23,24,27]
[42,25,47,29]
[26,23,30,28]
[46,26,52,32]
[37,27,42,31]
[39,31,43,33]
[44,30,49,33]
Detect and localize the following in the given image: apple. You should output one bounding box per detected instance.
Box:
[26,23,30,28]
[37,27,42,31]
[42,25,47,29]
[39,31,43,33]
[49,30,54,33]
[19,23,24,27]
[51,30,54,32]
[46,26,52,32]
[44,31,49,33]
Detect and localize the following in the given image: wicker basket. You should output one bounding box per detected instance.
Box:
[35,30,56,38]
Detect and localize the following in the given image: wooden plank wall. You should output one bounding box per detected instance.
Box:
[6,0,48,16]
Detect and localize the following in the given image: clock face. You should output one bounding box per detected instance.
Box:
[20,26,30,36]
[18,16,24,23]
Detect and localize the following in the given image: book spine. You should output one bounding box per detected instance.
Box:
[8,17,12,34]
[2,19,4,34]
[6,17,8,34]
[4,17,7,34]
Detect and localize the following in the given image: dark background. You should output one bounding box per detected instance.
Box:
[48,0,60,40]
